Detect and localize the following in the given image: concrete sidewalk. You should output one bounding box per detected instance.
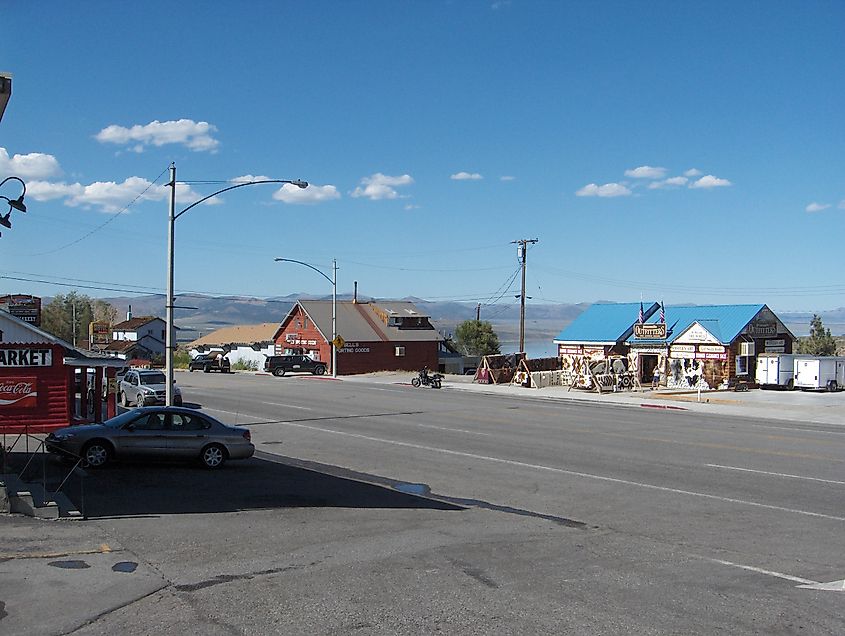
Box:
[342,371,845,426]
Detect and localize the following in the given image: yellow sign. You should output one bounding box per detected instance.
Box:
[332,335,345,349]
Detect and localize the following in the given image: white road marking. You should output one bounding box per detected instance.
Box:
[206,409,845,523]
[261,401,313,411]
[707,464,845,486]
[707,558,818,585]
[798,579,845,591]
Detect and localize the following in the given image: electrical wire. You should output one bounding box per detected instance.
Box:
[26,165,171,257]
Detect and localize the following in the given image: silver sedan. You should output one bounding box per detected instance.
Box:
[46,407,255,469]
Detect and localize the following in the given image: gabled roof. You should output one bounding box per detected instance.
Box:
[0,309,124,366]
[630,304,766,345]
[554,302,660,344]
[112,316,163,331]
[188,323,279,348]
[276,301,442,344]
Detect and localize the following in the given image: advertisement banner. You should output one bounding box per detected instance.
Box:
[0,377,37,407]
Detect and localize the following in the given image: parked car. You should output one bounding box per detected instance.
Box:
[45,406,254,469]
[264,354,327,377]
[189,354,231,373]
[119,369,182,407]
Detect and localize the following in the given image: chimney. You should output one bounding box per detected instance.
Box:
[127,305,132,321]
[353,281,358,304]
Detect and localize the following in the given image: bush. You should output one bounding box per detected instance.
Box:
[173,350,191,369]
[231,359,258,371]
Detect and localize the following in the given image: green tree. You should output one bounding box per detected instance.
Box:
[454,319,501,356]
[797,314,837,356]
[41,292,94,345]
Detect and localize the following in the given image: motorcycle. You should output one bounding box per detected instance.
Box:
[411,370,443,389]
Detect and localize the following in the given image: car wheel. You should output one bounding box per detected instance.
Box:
[200,444,226,469]
[174,396,183,406]
[828,380,838,392]
[273,368,286,377]
[314,365,326,376]
[786,378,795,391]
[432,379,441,389]
[82,441,112,468]
[189,367,195,372]
[411,377,421,388]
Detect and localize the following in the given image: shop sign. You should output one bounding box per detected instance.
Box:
[697,352,728,360]
[676,323,719,344]
[339,341,370,354]
[285,333,298,343]
[559,346,582,355]
[0,348,52,367]
[89,321,111,346]
[671,344,695,353]
[748,322,777,337]
[765,339,785,348]
[633,323,666,339]
[765,345,785,353]
[0,377,37,407]
[698,345,725,354]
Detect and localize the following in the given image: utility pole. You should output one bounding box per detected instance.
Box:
[476,303,481,322]
[512,238,538,353]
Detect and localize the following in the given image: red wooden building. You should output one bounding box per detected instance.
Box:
[0,310,124,434]
[273,300,441,375]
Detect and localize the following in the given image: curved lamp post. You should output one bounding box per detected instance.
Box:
[166,163,308,405]
[0,176,27,236]
[274,257,337,378]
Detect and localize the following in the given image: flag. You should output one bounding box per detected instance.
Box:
[638,301,644,324]
[659,302,665,324]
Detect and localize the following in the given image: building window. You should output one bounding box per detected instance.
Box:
[395,346,405,357]
[736,356,749,375]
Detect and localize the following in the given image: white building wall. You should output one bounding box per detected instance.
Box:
[227,344,275,370]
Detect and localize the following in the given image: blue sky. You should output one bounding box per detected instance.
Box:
[2,1,843,314]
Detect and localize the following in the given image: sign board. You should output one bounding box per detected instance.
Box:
[332,335,345,349]
[675,322,720,344]
[699,345,726,354]
[748,322,777,337]
[0,295,42,326]
[89,320,111,346]
[339,341,371,354]
[0,377,37,407]
[765,339,785,348]
[633,323,666,339]
[0,348,52,367]
[765,346,786,353]
[671,345,696,353]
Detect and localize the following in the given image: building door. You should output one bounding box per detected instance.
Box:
[639,354,659,384]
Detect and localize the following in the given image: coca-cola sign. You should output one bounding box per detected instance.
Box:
[0,377,37,408]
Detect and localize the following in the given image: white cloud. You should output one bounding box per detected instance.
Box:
[838,199,845,210]
[805,202,831,213]
[576,182,632,198]
[451,171,483,180]
[230,174,273,183]
[684,168,702,177]
[95,119,220,152]
[624,166,666,179]
[689,175,732,189]
[26,177,210,212]
[0,147,62,179]
[273,183,340,205]
[648,176,688,189]
[500,175,515,181]
[404,204,421,210]
[350,173,414,200]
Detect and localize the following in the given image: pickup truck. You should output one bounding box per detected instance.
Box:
[189,354,231,373]
[264,355,327,377]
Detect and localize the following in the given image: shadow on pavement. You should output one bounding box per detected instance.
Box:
[5,451,463,519]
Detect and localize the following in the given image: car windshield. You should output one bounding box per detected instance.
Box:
[103,409,146,428]
[139,372,166,385]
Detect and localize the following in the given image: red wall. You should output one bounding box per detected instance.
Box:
[0,344,71,433]
[274,306,438,375]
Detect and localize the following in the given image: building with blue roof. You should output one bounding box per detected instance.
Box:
[553,302,795,391]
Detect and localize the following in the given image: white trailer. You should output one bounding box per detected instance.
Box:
[756,353,802,389]
[793,356,845,391]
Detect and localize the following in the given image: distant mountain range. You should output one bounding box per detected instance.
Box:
[90,294,845,344]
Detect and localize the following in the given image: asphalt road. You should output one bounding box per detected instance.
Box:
[8,371,844,635]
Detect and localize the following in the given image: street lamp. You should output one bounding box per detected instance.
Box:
[166,163,308,405]
[274,257,337,378]
[0,175,27,237]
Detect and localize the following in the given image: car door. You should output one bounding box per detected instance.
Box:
[165,411,213,457]
[116,411,169,457]
[121,371,139,404]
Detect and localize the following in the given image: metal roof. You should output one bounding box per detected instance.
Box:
[554,302,659,344]
[283,301,442,343]
[628,304,766,345]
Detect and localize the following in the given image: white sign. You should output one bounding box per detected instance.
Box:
[675,322,720,345]
[765,339,785,347]
[671,345,696,353]
[699,345,726,354]
[0,348,52,367]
